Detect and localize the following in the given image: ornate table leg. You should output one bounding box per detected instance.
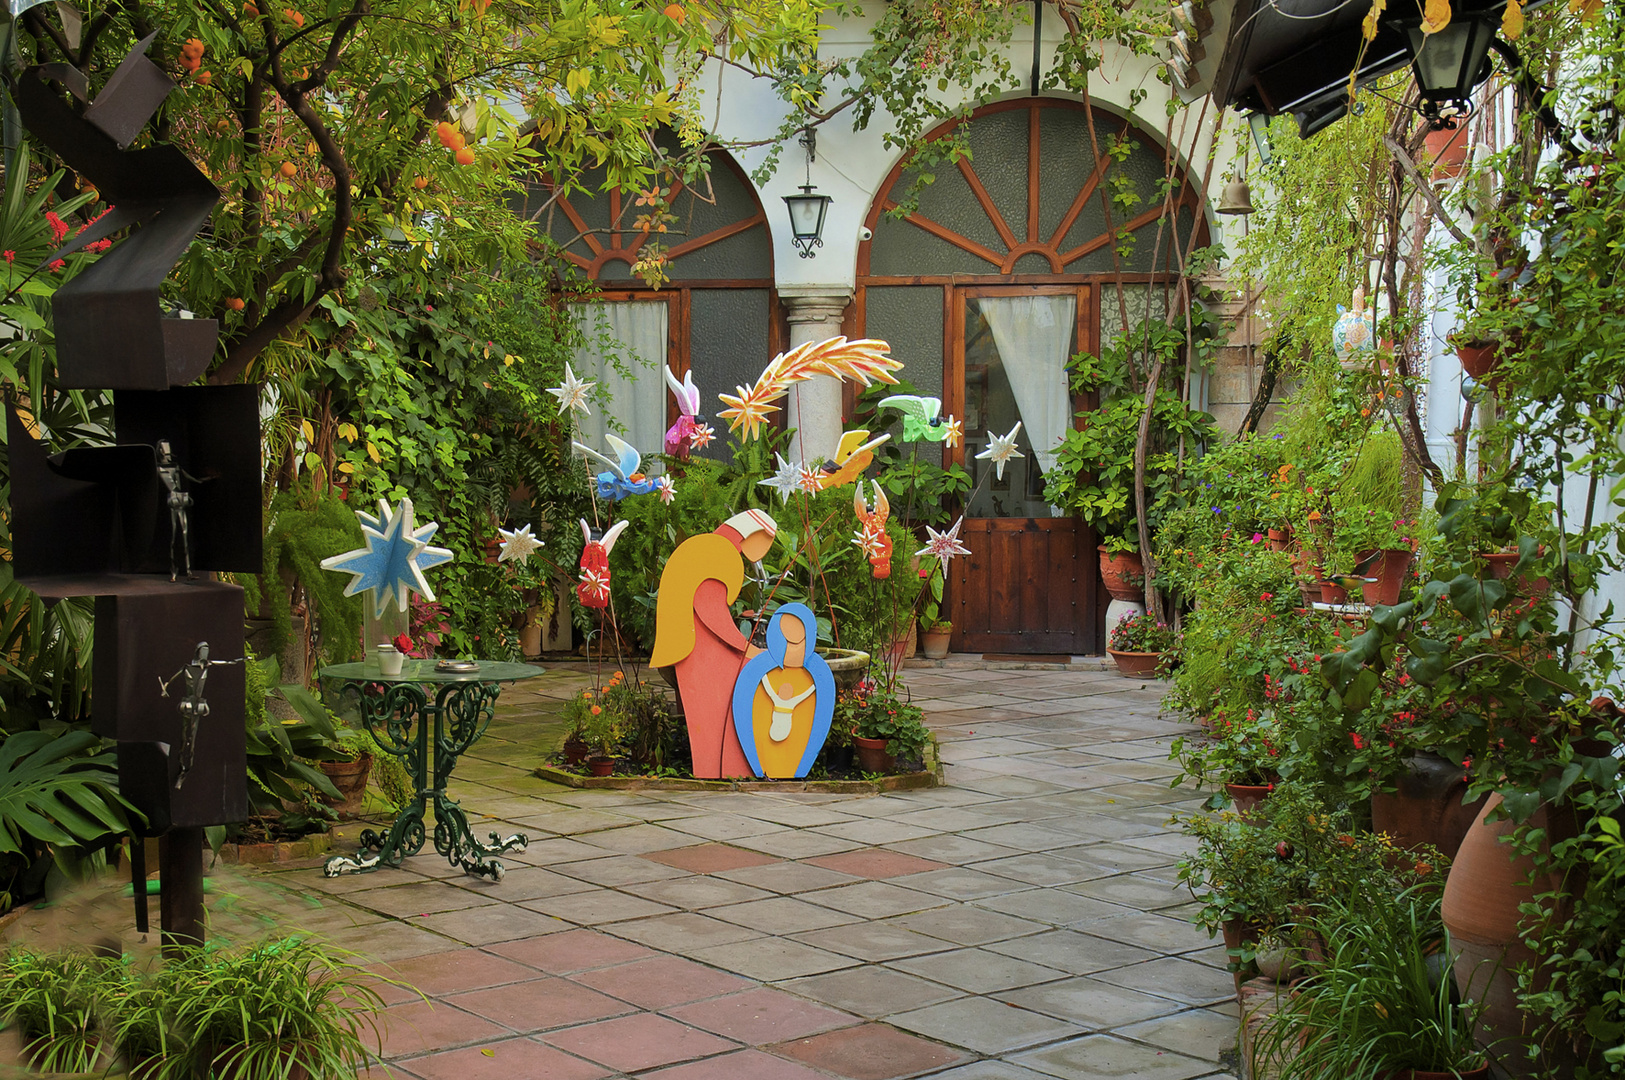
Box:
[324,681,431,877]
[428,682,528,879]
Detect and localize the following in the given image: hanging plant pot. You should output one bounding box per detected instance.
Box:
[1358,548,1415,607]
[1098,547,1145,603]
[1107,649,1162,678]
[1370,750,1487,859]
[1423,124,1470,180]
[1456,340,1501,385]
[853,736,894,774]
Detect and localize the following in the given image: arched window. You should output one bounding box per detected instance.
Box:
[856,99,1207,655]
[519,146,781,455]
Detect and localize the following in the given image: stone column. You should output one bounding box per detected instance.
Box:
[779,289,853,463]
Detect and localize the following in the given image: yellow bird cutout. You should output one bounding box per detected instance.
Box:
[816,430,891,490]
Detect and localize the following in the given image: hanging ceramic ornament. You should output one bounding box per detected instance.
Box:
[730,603,835,779]
[1331,287,1378,366]
[321,497,454,619]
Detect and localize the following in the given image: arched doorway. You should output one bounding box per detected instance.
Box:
[519,146,782,456]
[857,98,1207,654]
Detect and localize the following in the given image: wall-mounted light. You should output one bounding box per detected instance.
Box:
[782,128,831,259]
[1246,111,1273,166]
[1396,10,1497,128]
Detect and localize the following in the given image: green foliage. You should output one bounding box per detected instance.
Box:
[244,650,343,818]
[249,489,365,665]
[0,948,110,1074]
[1107,611,1175,654]
[335,726,413,813]
[835,681,931,756]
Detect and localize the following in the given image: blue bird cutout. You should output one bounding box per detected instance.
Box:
[320,497,454,619]
[572,434,661,500]
[731,603,835,779]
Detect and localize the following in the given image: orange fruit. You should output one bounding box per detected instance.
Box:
[279,161,297,177]
[215,118,230,131]
[664,3,685,22]
[283,8,304,26]
[455,147,476,165]
[412,176,429,189]
[225,297,246,311]
[436,121,458,148]
[181,38,205,60]
[196,71,212,85]
[243,1,259,13]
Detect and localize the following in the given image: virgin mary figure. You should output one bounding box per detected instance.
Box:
[730,603,835,779]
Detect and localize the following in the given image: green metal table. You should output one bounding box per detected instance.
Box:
[319,659,542,881]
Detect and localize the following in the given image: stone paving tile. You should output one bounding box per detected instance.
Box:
[793,921,954,962]
[642,843,782,874]
[1066,872,1188,912]
[689,935,860,981]
[449,866,600,902]
[569,954,754,1008]
[392,1036,610,1080]
[890,904,1047,945]
[368,949,540,997]
[377,1000,510,1058]
[1008,1033,1218,1079]
[734,829,867,859]
[805,849,947,879]
[348,881,503,918]
[1090,955,1238,1007]
[664,986,859,1043]
[1114,1006,1238,1062]
[710,895,865,935]
[928,1062,1058,1080]
[412,903,570,946]
[779,967,964,1018]
[802,880,953,919]
[770,1022,970,1080]
[444,976,634,1033]
[887,995,1084,1054]
[997,976,1187,1029]
[520,889,679,925]
[1077,912,1213,954]
[551,854,696,886]
[902,867,1033,901]
[622,875,778,910]
[539,1012,739,1072]
[889,947,1070,994]
[884,834,1025,865]
[973,887,1133,926]
[984,929,1159,975]
[604,911,765,952]
[713,860,860,894]
[576,823,709,854]
[488,928,657,972]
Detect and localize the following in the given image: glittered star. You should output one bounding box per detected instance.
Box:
[916,516,971,564]
[853,528,886,559]
[759,454,804,503]
[497,523,543,564]
[655,476,677,504]
[321,497,454,619]
[943,416,963,449]
[974,421,1024,481]
[547,361,595,418]
[689,423,715,451]
[797,464,823,493]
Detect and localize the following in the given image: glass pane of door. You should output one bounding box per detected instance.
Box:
[962,293,1076,519]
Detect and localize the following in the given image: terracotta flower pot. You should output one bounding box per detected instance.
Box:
[853,735,894,774]
[1319,580,1349,605]
[562,734,589,765]
[1423,123,1470,180]
[1359,548,1415,607]
[1107,649,1162,678]
[586,755,615,777]
[1480,551,1550,598]
[1456,340,1501,385]
[1393,1067,1490,1080]
[1266,527,1292,552]
[921,627,952,660]
[1442,794,1573,1073]
[886,619,918,663]
[1298,580,1322,606]
[1224,781,1273,819]
[318,753,372,818]
[1098,547,1145,603]
[1370,750,1488,859]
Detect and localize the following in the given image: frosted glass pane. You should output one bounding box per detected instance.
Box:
[869,211,1002,276]
[673,163,764,243]
[1013,252,1054,274]
[1036,107,1116,242]
[964,108,1030,241]
[910,165,1006,254]
[864,287,943,401]
[688,289,770,460]
[1100,285,1172,344]
[669,221,771,280]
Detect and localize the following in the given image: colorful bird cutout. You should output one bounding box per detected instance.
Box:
[547,361,595,419]
[916,515,972,565]
[718,337,904,439]
[577,519,630,609]
[853,481,893,579]
[321,497,454,619]
[974,421,1024,481]
[816,429,890,490]
[497,523,543,564]
[663,365,708,458]
[573,434,661,501]
[879,395,960,446]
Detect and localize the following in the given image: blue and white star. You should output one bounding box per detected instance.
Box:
[321,497,454,619]
[498,523,543,564]
[975,421,1024,481]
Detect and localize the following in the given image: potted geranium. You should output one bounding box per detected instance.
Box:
[1106,611,1176,678]
[1328,504,1423,607]
[562,671,627,776]
[1172,706,1284,816]
[836,677,931,774]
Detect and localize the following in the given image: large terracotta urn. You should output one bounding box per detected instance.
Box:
[1370,751,1486,859]
[1099,547,1145,603]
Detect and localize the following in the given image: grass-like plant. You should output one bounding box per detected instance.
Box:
[1250,888,1489,1079]
[0,948,114,1073]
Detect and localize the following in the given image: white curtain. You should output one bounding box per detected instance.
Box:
[568,301,668,456]
[976,294,1076,474]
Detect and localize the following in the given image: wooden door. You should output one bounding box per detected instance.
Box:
[948,284,1098,655]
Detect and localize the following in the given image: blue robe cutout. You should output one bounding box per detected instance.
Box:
[730,603,836,779]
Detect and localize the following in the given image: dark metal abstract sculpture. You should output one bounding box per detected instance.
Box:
[7,32,260,952]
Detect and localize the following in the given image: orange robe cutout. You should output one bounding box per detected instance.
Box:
[680,578,753,778]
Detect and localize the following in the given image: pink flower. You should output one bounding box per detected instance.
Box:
[48,259,65,272]
[1251,532,1263,543]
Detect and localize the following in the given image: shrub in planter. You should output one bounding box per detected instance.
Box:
[1107,611,1176,676]
[0,949,113,1073]
[835,679,930,772]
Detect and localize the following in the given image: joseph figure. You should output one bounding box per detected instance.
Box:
[649,509,778,778]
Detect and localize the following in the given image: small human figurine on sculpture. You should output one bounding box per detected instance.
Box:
[650,509,778,778]
[730,603,835,779]
[157,642,243,790]
[157,439,202,581]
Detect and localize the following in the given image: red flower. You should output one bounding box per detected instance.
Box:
[1351,733,1366,750]
[45,211,68,244]
[2,251,13,263]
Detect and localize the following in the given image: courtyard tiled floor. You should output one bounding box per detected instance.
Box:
[11,658,1236,1079]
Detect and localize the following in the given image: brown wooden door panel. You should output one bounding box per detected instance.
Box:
[952,519,1089,653]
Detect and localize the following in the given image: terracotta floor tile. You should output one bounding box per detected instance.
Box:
[806,850,947,879]
[640,1048,835,1080]
[369,948,542,998]
[569,954,753,1008]
[665,986,859,1044]
[395,1036,609,1080]
[444,976,633,1032]
[487,928,656,973]
[770,1022,969,1080]
[377,1000,509,1058]
[643,844,783,874]
[540,1011,740,1071]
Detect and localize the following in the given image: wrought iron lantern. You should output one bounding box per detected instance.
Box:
[782,128,831,259]
[1396,10,1498,128]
